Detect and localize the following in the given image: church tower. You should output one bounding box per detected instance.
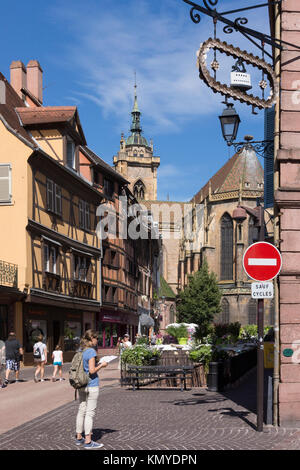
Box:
[113,84,160,201]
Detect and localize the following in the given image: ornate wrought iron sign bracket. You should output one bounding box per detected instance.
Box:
[229,136,274,158]
[183,0,300,58]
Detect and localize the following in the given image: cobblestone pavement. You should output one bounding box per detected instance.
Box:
[1,368,300,451]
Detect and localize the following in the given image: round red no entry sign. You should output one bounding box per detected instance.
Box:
[243,241,282,281]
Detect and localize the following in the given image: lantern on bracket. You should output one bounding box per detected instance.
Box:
[219,102,240,145]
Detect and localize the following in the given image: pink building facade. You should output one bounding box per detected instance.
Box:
[273,0,300,426]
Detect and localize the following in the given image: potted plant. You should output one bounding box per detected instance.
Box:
[166,324,189,345]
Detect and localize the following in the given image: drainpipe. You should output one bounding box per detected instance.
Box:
[273,0,281,428]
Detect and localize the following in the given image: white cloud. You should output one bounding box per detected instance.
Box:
[50,0,271,137]
[50,0,221,134]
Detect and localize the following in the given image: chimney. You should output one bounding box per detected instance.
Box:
[0,80,5,104]
[26,60,43,104]
[10,61,27,100]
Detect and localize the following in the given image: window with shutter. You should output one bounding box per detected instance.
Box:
[79,200,84,228]
[220,213,233,280]
[0,164,11,204]
[85,202,90,230]
[264,107,275,209]
[47,179,54,212]
[44,244,50,272]
[50,247,57,274]
[47,179,62,216]
[55,185,62,216]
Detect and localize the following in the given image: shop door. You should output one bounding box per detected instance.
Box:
[53,321,60,349]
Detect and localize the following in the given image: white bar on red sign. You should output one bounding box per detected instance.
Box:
[248,258,277,266]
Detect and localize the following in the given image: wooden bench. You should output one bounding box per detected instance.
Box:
[126,365,195,391]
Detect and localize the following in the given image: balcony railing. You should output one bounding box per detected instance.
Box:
[0,260,18,288]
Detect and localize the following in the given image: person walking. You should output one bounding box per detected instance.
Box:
[33,335,47,382]
[4,332,23,384]
[52,344,64,382]
[117,334,132,370]
[75,329,108,449]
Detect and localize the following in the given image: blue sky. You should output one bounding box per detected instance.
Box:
[1,0,271,201]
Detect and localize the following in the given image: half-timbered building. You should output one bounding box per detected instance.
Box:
[0,61,103,363]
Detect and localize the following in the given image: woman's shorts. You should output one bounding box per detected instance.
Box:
[53,362,62,366]
[6,360,20,371]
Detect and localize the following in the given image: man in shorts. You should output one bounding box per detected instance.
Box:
[5,332,23,384]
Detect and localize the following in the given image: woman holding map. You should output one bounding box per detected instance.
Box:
[75,329,108,449]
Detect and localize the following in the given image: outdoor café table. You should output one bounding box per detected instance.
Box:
[126,364,194,391]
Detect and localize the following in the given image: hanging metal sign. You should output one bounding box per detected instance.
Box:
[196,38,279,110]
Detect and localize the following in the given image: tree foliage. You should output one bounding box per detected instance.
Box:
[176,260,222,329]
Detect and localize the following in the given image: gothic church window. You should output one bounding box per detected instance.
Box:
[133,180,145,201]
[248,217,259,245]
[220,298,230,324]
[248,299,257,324]
[220,213,233,280]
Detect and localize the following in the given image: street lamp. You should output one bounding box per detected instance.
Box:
[219,102,240,145]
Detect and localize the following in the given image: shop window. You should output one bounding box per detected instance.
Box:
[64,321,81,352]
[25,319,47,353]
[104,324,111,347]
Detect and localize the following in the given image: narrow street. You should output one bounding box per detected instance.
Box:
[1,362,300,451]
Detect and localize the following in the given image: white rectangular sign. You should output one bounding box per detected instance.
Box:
[251,281,274,299]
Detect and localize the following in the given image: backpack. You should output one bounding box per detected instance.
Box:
[33,344,41,360]
[69,352,89,391]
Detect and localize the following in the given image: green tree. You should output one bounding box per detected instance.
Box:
[177,260,222,333]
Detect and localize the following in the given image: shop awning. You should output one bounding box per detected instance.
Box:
[139,313,154,327]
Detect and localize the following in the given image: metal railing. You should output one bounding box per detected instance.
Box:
[0,260,18,288]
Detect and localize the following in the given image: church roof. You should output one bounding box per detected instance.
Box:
[191,146,263,204]
[126,133,149,147]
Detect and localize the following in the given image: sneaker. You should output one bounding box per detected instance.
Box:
[59,378,64,382]
[1,384,7,389]
[75,437,85,446]
[4,380,8,385]
[84,441,104,450]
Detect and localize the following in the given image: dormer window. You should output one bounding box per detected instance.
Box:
[66,138,76,171]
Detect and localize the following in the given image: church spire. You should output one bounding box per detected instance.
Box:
[131,75,142,134]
